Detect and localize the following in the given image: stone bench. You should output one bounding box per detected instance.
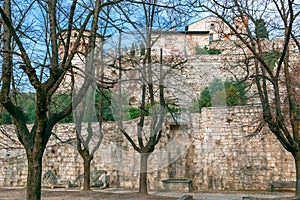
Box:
[162,178,192,192]
[270,181,296,192]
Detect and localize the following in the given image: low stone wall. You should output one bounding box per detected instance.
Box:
[0,105,295,191]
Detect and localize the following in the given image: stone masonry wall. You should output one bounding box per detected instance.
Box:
[193,105,295,191]
[0,105,295,191]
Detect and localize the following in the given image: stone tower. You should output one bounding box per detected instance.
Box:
[57,30,102,93]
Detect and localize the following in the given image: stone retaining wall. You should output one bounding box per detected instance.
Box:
[193,105,294,191]
[0,105,295,191]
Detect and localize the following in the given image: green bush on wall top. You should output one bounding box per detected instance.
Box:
[195,45,222,55]
[191,78,247,112]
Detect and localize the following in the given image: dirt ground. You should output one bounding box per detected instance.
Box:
[0,188,178,200]
[0,188,298,200]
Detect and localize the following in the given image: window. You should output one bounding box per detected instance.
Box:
[209,34,213,41]
[167,38,173,45]
[210,23,215,30]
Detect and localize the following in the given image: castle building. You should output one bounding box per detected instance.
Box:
[1,16,300,193]
[152,15,248,56]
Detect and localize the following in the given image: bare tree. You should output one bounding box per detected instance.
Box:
[69,2,120,191]
[0,0,118,199]
[72,1,102,191]
[196,0,300,195]
[108,0,190,194]
[74,84,104,191]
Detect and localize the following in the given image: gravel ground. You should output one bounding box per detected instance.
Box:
[0,187,295,200]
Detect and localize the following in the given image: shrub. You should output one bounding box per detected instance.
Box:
[262,51,280,69]
[207,48,222,55]
[195,45,208,55]
[191,78,247,112]
[95,89,114,121]
[195,45,221,55]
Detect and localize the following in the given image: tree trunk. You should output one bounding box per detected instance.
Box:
[26,152,43,200]
[295,152,300,196]
[82,155,93,191]
[139,153,149,194]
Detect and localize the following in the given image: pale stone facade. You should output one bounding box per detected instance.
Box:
[151,15,248,56]
[186,16,231,42]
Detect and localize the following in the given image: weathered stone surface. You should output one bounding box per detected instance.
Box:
[162,178,192,192]
[0,105,295,191]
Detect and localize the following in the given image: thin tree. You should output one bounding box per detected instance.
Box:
[74,45,116,191]
[0,0,117,199]
[73,0,102,191]
[73,2,121,190]
[74,84,104,190]
[110,0,190,194]
[197,0,300,196]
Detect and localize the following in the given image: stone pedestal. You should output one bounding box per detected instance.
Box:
[161,178,192,192]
